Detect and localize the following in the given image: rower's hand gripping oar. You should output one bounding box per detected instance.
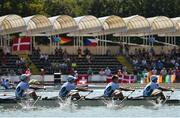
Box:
[32,96,41,106]
[119,90,135,104]
[74,90,93,103]
[162,89,174,105]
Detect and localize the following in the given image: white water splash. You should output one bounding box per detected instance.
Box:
[18,100,37,110]
[103,99,125,109]
[146,98,164,109]
[58,97,77,112]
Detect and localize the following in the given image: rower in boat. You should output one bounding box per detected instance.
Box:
[59,75,93,100]
[15,74,39,100]
[1,78,15,90]
[1,78,10,90]
[103,75,135,100]
[143,75,174,100]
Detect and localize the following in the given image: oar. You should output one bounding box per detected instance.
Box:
[58,90,79,104]
[119,90,135,104]
[32,96,41,106]
[74,91,93,103]
[58,96,65,103]
[162,91,174,105]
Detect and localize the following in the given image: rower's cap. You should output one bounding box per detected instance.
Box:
[150,75,158,82]
[20,74,28,81]
[67,75,76,82]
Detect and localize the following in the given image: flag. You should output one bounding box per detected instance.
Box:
[53,37,60,43]
[60,37,72,44]
[148,37,155,43]
[84,39,98,46]
[12,37,31,51]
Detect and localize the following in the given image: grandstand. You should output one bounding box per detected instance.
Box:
[0,14,179,82]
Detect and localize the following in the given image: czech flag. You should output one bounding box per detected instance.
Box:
[84,39,98,46]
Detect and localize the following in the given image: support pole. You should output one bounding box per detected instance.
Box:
[81,36,84,52]
[30,36,33,55]
[128,37,130,44]
[0,36,2,46]
[101,35,103,55]
[105,35,107,55]
[49,35,52,54]
[96,36,98,54]
[73,36,75,54]
[142,36,146,45]
[174,36,176,45]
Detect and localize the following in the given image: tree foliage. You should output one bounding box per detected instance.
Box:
[0,0,179,17]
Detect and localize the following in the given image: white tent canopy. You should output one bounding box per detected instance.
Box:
[124,15,150,33]
[49,15,78,35]
[114,15,150,36]
[147,16,175,35]
[162,17,180,36]
[0,14,26,35]
[69,15,103,36]
[0,14,178,38]
[22,15,52,35]
[99,15,127,35]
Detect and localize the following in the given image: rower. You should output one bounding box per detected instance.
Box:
[103,75,135,100]
[59,75,93,100]
[143,75,174,100]
[15,74,38,100]
[1,78,10,90]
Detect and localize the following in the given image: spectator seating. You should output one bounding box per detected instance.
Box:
[29,55,122,74]
[0,55,19,75]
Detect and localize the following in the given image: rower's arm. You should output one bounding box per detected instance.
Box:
[76,87,93,92]
[29,85,46,90]
[119,87,135,91]
[159,87,174,92]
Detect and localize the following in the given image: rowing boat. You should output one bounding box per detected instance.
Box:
[0,96,179,109]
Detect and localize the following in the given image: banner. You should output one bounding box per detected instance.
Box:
[84,39,98,46]
[12,37,31,52]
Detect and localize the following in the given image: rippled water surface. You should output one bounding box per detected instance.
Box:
[0,89,180,117]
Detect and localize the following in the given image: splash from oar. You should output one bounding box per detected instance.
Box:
[58,96,77,112]
[18,99,36,110]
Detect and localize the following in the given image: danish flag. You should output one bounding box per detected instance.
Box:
[12,37,31,51]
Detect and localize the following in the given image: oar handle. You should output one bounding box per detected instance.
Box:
[82,91,93,98]
[119,90,135,104]
[162,90,174,105]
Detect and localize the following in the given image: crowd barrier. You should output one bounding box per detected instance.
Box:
[144,73,177,84]
[106,75,136,83]
[0,74,177,84]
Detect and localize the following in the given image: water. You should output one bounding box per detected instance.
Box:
[0,89,180,117]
